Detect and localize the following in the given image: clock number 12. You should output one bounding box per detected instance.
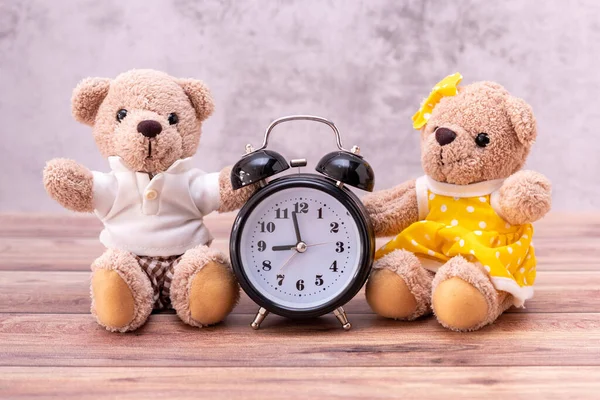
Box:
[294,202,308,214]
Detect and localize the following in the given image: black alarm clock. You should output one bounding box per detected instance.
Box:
[230,115,375,330]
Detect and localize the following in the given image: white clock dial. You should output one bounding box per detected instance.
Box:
[239,186,362,310]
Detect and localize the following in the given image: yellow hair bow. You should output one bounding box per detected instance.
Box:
[412,73,463,130]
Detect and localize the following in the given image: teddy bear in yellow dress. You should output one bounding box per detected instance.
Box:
[364,74,552,331]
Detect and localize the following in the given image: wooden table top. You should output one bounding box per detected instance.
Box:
[0,213,599,399]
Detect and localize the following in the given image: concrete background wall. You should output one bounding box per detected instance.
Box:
[0,0,598,212]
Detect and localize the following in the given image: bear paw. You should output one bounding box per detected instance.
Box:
[432,256,508,332]
[91,249,154,332]
[366,249,433,320]
[494,170,552,225]
[170,246,240,327]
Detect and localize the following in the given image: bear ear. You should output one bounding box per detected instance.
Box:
[506,96,537,146]
[479,81,507,92]
[176,79,215,122]
[71,77,111,126]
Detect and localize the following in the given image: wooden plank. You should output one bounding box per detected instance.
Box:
[0,214,102,238]
[1,366,599,400]
[1,212,599,240]
[0,212,597,394]
[1,313,599,367]
[1,235,597,271]
[0,213,236,239]
[0,238,229,271]
[533,214,600,239]
[1,270,597,314]
[0,213,597,271]
[0,237,103,271]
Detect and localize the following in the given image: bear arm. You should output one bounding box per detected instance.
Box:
[43,158,94,213]
[492,170,552,225]
[362,179,419,237]
[217,166,259,213]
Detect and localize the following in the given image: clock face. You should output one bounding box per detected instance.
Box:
[238,186,363,311]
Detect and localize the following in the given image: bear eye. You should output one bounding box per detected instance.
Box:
[116,109,127,122]
[168,113,179,125]
[475,133,490,147]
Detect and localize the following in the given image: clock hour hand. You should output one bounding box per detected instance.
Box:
[272,245,296,251]
[292,211,302,243]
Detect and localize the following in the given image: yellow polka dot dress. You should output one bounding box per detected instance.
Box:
[376,176,536,306]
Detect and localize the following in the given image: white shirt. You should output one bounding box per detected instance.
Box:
[414,175,505,220]
[92,157,221,257]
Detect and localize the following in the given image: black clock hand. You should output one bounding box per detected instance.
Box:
[272,245,296,251]
[292,211,302,243]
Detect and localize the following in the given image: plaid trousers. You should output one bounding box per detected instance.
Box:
[136,255,182,310]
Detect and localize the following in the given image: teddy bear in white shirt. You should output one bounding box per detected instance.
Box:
[43,69,255,332]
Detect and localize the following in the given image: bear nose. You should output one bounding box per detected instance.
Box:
[435,127,457,146]
[137,120,162,138]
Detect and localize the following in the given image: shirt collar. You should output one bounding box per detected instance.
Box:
[425,175,504,197]
[107,156,194,174]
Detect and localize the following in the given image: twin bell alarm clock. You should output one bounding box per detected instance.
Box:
[230,115,375,330]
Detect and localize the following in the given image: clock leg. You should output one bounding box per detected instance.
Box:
[251,307,269,330]
[333,306,352,331]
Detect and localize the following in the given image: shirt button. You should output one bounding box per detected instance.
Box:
[145,189,158,200]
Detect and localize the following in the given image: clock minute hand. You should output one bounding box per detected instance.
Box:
[272,245,296,251]
[292,211,302,243]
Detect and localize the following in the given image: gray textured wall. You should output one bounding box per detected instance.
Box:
[0,0,598,212]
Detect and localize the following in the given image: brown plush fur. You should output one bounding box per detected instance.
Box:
[366,250,434,320]
[43,158,94,212]
[218,166,258,213]
[364,80,552,331]
[432,256,511,332]
[170,245,240,327]
[495,170,552,225]
[71,77,110,126]
[189,262,239,325]
[420,82,534,185]
[44,69,256,332]
[74,69,212,174]
[91,249,154,332]
[363,179,419,236]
